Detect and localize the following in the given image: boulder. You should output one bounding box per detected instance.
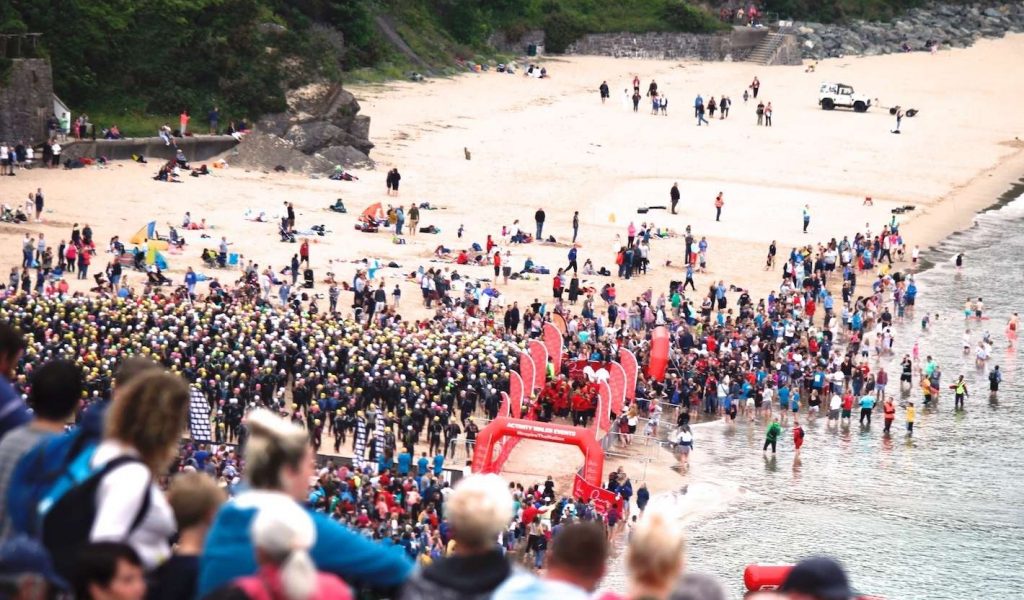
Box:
[348,115,371,143]
[257,113,291,137]
[317,145,372,168]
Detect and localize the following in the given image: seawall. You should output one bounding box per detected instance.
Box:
[62,135,239,162]
[566,27,768,61]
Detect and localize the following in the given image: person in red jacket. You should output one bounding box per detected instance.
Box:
[493,250,501,278]
[882,397,896,433]
[553,269,564,300]
[793,420,805,455]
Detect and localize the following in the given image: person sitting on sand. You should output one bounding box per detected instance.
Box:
[582,259,595,275]
[456,250,470,265]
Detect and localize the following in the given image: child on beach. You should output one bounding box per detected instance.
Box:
[906,402,915,434]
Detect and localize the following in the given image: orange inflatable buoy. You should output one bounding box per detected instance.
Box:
[743,564,793,592]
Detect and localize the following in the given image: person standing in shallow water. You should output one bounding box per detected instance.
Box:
[763,417,781,453]
[951,375,969,411]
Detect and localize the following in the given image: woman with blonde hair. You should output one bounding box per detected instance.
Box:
[198,410,412,597]
[90,370,190,570]
[208,500,352,600]
[625,508,687,600]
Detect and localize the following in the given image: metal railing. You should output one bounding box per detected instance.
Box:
[0,33,43,59]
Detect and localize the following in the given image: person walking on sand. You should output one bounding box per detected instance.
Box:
[599,80,610,103]
[792,420,804,456]
[764,101,773,126]
[407,203,419,236]
[386,167,401,196]
[751,76,761,98]
[566,245,578,274]
[763,417,781,454]
[895,106,904,132]
[34,188,44,222]
[696,99,709,126]
[802,204,810,233]
[756,101,765,126]
[632,91,641,112]
[670,182,681,214]
[951,375,969,411]
[572,210,580,243]
[714,192,724,222]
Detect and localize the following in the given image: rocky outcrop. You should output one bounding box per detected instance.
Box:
[795,2,1024,59]
[252,81,374,172]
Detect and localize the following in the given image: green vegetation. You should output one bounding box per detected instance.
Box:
[0,0,947,131]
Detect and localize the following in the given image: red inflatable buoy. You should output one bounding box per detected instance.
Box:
[648,326,669,382]
[743,564,793,592]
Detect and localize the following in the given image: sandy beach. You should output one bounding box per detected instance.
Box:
[2,34,1023,496]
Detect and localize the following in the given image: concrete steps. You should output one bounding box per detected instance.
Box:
[747,32,786,64]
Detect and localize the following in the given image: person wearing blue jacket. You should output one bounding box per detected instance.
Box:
[197,410,413,597]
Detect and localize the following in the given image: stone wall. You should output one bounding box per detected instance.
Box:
[769,34,804,66]
[62,136,239,162]
[796,1,1024,59]
[487,29,546,54]
[565,28,767,61]
[0,59,53,144]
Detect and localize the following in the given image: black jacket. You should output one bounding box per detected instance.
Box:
[399,550,512,600]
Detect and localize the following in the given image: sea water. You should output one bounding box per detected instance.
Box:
[644,181,1024,600]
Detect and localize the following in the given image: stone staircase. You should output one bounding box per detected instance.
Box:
[747,31,787,64]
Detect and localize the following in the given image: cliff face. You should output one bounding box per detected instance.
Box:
[0,59,53,144]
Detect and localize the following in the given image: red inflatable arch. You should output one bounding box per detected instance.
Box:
[471,417,605,487]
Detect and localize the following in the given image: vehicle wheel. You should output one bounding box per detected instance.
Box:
[821,98,834,110]
[853,101,867,112]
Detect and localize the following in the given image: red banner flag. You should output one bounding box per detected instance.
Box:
[618,348,639,401]
[543,323,563,374]
[608,361,626,415]
[528,339,548,390]
[597,381,612,434]
[509,371,524,418]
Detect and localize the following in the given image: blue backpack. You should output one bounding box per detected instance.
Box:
[6,407,151,580]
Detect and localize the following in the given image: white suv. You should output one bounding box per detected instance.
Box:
[819,82,871,112]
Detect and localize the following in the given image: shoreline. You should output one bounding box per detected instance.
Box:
[899,145,1024,253]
